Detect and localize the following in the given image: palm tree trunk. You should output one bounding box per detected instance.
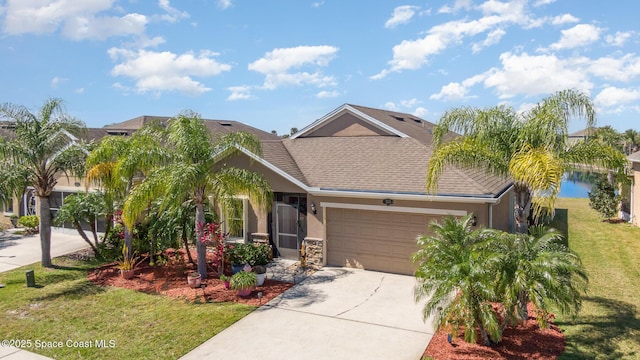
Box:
[514,184,531,233]
[182,231,195,265]
[195,202,207,279]
[39,195,53,267]
[123,225,133,261]
[517,290,529,321]
[74,221,99,257]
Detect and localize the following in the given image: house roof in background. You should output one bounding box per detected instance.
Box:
[628,151,640,163]
[569,127,597,138]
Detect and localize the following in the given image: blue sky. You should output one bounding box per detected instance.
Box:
[0,0,638,135]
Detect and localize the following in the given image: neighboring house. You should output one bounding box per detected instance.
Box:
[1,104,515,275]
[568,127,596,145]
[628,151,640,227]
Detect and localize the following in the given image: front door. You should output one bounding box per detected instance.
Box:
[275,194,307,260]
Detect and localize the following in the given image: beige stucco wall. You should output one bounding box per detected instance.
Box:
[490,186,515,232]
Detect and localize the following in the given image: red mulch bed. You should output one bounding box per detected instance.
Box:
[88,249,293,306]
[424,303,565,359]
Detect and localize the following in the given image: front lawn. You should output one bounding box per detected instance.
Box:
[552,198,640,360]
[0,256,254,359]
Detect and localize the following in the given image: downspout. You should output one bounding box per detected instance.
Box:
[488,203,493,229]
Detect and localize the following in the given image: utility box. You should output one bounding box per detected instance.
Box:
[25,270,35,287]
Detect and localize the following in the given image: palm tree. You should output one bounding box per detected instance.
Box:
[122,111,272,279]
[427,89,627,232]
[413,214,502,346]
[623,129,639,155]
[85,125,165,260]
[494,226,588,328]
[0,98,86,267]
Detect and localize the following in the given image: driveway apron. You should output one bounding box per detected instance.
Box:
[180,267,435,360]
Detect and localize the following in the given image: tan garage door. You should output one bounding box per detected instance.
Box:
[326,207,436,275]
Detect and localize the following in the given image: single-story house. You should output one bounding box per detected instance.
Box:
[1,104,515,275]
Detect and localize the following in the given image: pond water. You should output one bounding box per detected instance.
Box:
[558,172,594,198]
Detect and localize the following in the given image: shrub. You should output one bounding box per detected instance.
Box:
[588,175,620,220]
[18,215,39,233]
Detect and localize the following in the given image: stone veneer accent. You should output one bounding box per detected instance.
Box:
[302,237,324,269]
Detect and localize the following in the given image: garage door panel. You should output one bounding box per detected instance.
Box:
[327,208,437,275]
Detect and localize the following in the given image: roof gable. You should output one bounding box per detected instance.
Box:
[291,104,409,139]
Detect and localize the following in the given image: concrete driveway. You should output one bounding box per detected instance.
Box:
[180,267,435,360]
[0,229,90,273]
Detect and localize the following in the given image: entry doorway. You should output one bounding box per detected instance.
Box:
[274,193,307,260]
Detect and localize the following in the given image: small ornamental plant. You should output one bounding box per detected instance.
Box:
[198,221,226,273]
[230,270,257,290]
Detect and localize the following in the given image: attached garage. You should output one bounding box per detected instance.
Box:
[325,205,465,275]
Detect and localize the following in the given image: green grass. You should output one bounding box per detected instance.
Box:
[0,256,255,359]
[551,198,640,360]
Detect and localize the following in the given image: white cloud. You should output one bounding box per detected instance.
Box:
[373,0,535,79]
[316,90,340,98]
[248,45,339,90]
[311,1,325,8]
[50,76,67,88]
[438,0,472,14]
[483,52,593,98]
[413,107,428,118]
[400,98,420,108]
[430,73,485,101]
[1,0,151,40]
[594,86,640,108]
[75,87,85,94]
[472,28,506,53]
[606,31,635,47]
[2,0,187,40]
[156,0,189,23]
[430,82,470,101]
[227,86,255,101]
[588,54,640,82]
[383,102,398,111]
[385,5,419,29]
[551,14,579,25]
[63,13,148,41]
[549,24,601,50]
[217,0,232,10]
[533,0,556,6]
[108,48,231,95]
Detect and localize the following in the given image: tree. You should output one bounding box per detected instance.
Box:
[85,125,164,260]
[413,214,502,346]
[427,89,627,232]
[0,98,86,267]
[593,126,623,152]
[413,217,588,347]
[622,129,639,155]
[494,226,587,327]
[122,112,272,279]
[53,192,108,257]
[588,174,620,220]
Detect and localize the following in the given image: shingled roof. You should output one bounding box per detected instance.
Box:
[282,104,512,198]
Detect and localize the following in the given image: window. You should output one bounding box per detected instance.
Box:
[220,197,248,242]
